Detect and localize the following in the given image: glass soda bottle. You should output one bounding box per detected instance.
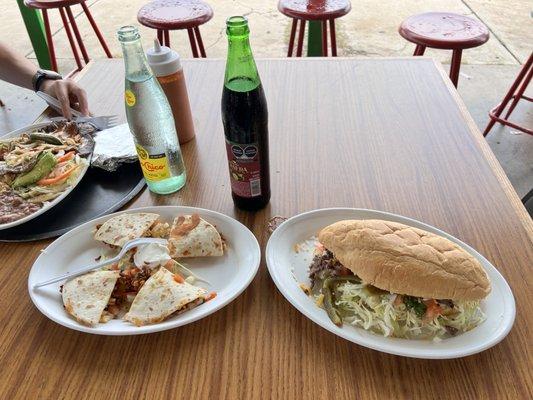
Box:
[221,16,270,211]
[117,26,186,194]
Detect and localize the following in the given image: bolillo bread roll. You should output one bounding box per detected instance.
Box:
[318,219,491,301]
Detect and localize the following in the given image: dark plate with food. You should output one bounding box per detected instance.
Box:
[0,121,95,229]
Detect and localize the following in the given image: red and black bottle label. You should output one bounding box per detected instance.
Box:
[225,139,262,198]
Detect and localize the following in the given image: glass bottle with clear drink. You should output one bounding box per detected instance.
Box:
[117,26,186,194]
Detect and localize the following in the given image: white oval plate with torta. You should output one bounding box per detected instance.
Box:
[28,206,260,335]
[266,208,515,359]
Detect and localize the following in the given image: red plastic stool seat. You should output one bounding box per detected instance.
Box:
[399,12,489,87]
[278,0,351,57]
[137,0,213,58]
[24,0,83,8]
[278,0,350,20]
[24,0,112,73]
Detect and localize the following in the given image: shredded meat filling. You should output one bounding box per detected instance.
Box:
[308,250,353,285]
[106,266,154,314]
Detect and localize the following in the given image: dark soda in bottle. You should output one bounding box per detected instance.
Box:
[221,16,270,211]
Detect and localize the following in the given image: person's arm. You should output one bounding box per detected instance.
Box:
[0,42,89,118]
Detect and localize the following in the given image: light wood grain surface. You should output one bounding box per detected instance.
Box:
[0,58,531,400]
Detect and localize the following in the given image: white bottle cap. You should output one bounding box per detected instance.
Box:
[146,38,182,77]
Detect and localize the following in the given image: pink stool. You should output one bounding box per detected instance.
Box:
[137,0,213,58]
[24,0,112,73]
[399,12,489,87]
[278,0,351,57]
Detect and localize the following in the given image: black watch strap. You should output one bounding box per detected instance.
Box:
[32,69,62,92]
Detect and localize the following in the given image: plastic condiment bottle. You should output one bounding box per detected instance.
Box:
[146,39,195,144]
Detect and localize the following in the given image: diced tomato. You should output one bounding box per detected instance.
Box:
[205,292,217,302]
[173,274,184,284]
[424,299,443,320]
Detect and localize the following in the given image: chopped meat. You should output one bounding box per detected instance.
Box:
[308,249,353,285]
[445,325,459,336]
[437,299,455,308]
[0,144,8,161]
[106,266,154,311]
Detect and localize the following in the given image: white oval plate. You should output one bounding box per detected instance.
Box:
[266,208,516,359]
[29,206,261,335]
[0,122,90,230]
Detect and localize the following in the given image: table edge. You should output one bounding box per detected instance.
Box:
[430,59,533,238]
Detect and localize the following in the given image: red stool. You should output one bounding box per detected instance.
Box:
[24,0,112,73]
[137,0,213,58]
[399,12,489,87]
[484,52,533,136]
[278,0,351,57]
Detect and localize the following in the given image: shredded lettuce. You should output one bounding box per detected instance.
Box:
[333,282,486,340]
[15,156,87,203]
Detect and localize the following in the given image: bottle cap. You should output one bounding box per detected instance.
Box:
[146,38,182,77]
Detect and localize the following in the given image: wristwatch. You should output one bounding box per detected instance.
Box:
[32,69,62,92]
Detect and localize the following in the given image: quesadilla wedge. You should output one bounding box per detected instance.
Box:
[62,270,119,326]
[94,212,169,247]
[124,267,208,326]
[168,214,224,258]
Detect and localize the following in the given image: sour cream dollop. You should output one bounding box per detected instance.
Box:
[133,243,171,269]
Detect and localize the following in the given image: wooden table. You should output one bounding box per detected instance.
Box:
[1,58,531,399]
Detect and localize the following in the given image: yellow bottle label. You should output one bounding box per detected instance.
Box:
[125,90,136,107]
[136,144,170,181]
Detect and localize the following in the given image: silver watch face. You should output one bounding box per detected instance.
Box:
[40,69,62,80]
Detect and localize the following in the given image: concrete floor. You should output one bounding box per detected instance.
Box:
[0,0,531,197]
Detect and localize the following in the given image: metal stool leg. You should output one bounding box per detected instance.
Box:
[296,19,306,57]
[59,7,82,71]
[164,30,170,47]
[321,20,328,57]
[484,54,533,136]
[504,61,533,118]
[80,1,112,58]
[484,66,528,135]
[42,9,58,72]
[65,6,89,64]
[187,28,199,58]
[287,19,297,57]
[157,30,163,45]
[194,27,206,57]
[329,19,337,56]
[413,44,426,56]
[449,49,462,87]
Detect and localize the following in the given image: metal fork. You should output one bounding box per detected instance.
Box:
[36,91,118,130]
[75,115,119,130]
[32,238,168,289]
